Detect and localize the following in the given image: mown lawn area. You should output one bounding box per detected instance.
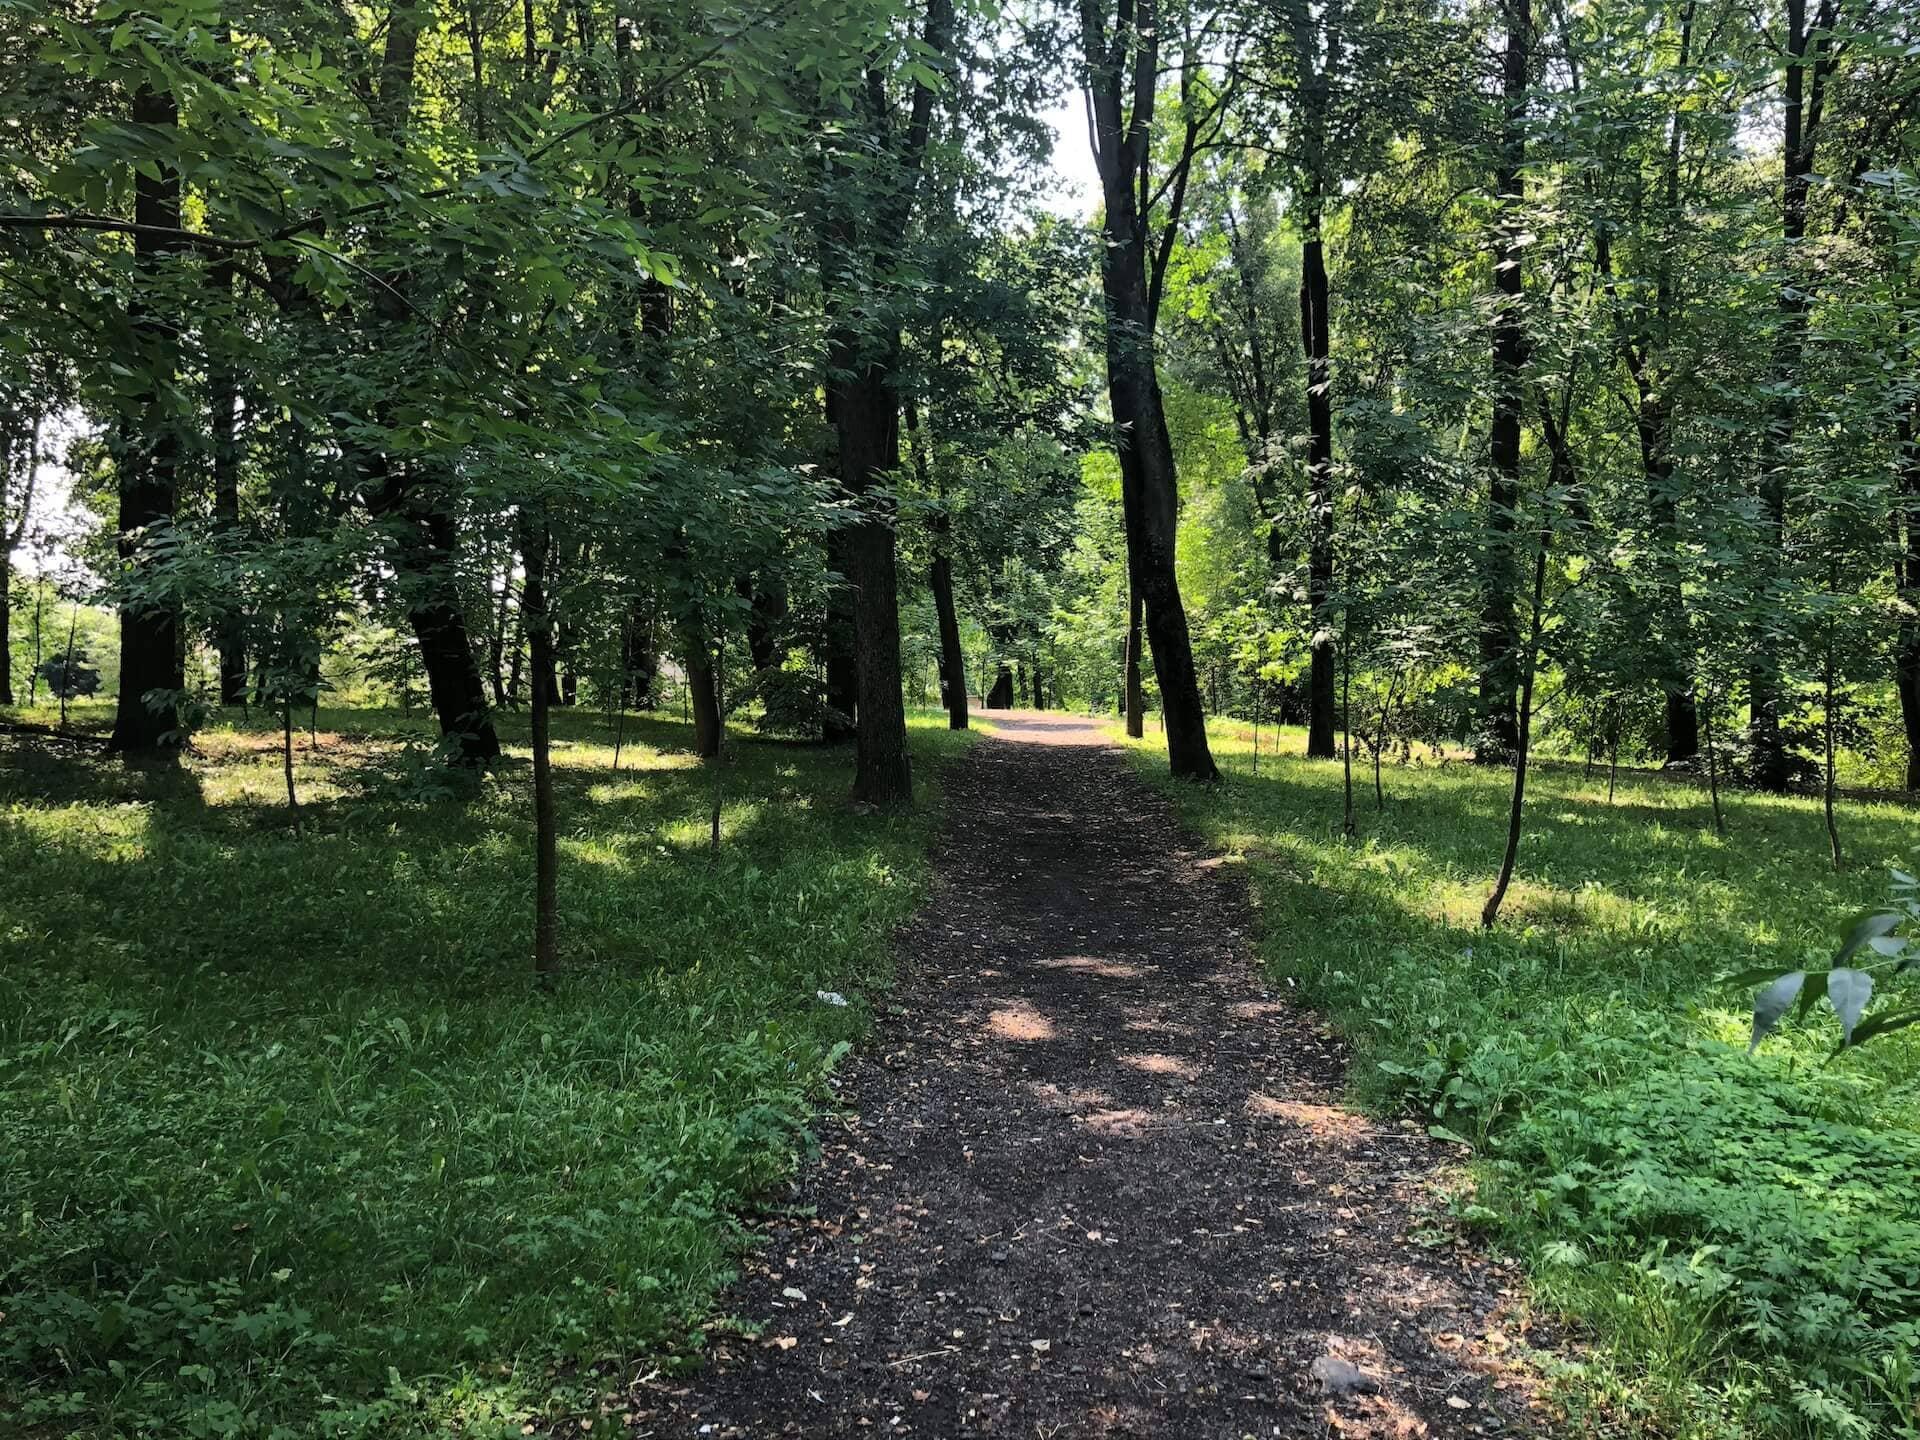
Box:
[1,705,970,1439]
[1129,720,1920,1440]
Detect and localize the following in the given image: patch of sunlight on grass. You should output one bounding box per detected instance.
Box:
[0,703,975,1440]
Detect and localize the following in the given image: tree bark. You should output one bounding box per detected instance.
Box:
[1750,0,1836,792]
[907,401,968,730]
[108,81,185,758]
[1636,394,1699,761]
[930,539,967,730]
[822,527,858,742]
[0,413,24,708]
[1294,11,1338,761]
[366,464,501,761]
[1301,213,1336,759]
[1124,587,1145,738]
[1080,0,1218,781]
[684,621,722,759]
[1898,387,1920,789]
[826,353,913,805]
[208,262,247,706]
[738,574,788,675]
[1477,0,1530,763]
[1641,1,1697,762]
[521,511,559,980]
[622,597,658,709]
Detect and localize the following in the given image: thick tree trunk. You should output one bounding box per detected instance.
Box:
[684,623,722,759]
[109,82,185,758]
[1301,217,1337,759]
[825,346,913,806]
[367,466,500,761]
[1477,0,1530,763]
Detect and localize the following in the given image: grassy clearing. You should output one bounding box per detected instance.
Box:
[1127,720,1920,1440]
[0,704,970,1439]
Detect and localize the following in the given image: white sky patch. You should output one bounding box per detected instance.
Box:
[1038,86,1101,220]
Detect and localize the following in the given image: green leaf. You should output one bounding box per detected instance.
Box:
[1835,912,1902,965]
[1844,1008,1920,1047]
[1827,968,1873,1046]
[1748,971,1805,1054]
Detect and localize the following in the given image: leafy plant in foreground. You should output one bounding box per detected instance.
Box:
[1740,868,1920,1052]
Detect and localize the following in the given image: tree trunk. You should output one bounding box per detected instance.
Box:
[622,597,657,710]
[1750,0,1833,793]
[1477,0,1530,764]
[1483,504,1552,928]
[825,349,912,807]
[0,420,13,708]
[1639,1,1697,764]
[108,81,185,758]
[909,400,968,731]
[684,621,722,759]
[0,509,10,707]
[930,541,967,729]
[1302,212,1337,759]
[1896,387,1920,788]
[208,263,247,706]
[1082,0,1218,782]
[367,467,501,762]
[1124,588,1145,738]
[739,574,788,675]
[522,511,559,980]
[1637,395,1699,761]
[488,566,513,707]
[822,527,858,743]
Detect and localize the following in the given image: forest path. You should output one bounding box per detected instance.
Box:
[648,713,1542,1438]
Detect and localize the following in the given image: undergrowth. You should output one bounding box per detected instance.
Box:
[0,705,970,1438]
[1129,720,1920,1440]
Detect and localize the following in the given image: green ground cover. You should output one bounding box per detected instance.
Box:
[1,705,970,1438]
[1130,720,1920,1440]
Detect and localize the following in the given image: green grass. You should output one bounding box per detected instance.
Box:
[1126,720,1920,1440]
[0,703,971,1439]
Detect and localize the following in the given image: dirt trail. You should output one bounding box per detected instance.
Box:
[648,713,1545,1437]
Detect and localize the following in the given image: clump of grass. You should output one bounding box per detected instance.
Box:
[0,707,970,1438]
[1130,720,1920,1440]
